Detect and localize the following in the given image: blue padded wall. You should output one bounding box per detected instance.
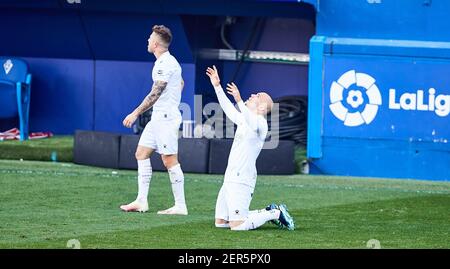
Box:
[24,57,95,134]
[94,60,153,133]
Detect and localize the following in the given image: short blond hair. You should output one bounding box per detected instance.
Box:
[152,25,172,47]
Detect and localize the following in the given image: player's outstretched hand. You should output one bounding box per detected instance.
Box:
[206,65,220,87]
[226,82,242,103]
[123,113,138,128]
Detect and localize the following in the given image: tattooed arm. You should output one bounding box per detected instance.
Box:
[134,80,168,115]
[122,80,168,128]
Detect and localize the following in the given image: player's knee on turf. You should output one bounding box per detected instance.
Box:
[215,218,230,228]
[229,220,246,231]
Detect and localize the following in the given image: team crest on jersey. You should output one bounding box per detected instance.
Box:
[234,210,240,215]
[157,69,163,75]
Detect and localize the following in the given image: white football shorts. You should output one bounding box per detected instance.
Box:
[215,182,254,222]
[138,114,181,155]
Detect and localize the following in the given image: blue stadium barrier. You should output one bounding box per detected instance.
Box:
[307,0,450,181]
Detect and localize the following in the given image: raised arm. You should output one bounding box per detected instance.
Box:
[226,82,263,134]
[122,80,167,128]
[206,66,240,124]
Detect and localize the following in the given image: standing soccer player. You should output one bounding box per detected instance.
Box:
[206,65,295,231]
[120,25,188,215]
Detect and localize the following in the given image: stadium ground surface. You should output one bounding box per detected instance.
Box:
[0,160,449,249]
[0,136,73,162]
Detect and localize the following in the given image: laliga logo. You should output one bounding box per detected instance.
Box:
[389,88,450,117]
[329,70,382,127]
[330,70,450,127]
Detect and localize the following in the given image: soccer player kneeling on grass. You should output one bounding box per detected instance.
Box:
[206,65,295,231]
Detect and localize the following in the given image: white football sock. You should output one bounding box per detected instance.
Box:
[231,209,280,231]
[168,163,186,208]
[249,208,266,215]
[136,158,152,204]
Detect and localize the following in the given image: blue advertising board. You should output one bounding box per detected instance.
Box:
[323,56,450,143]
[308,37,450,181]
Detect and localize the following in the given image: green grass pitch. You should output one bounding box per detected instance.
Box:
[0,160,449,249]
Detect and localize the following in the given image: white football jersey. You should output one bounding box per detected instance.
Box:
[214,85,268,189]
[151,51,182,120]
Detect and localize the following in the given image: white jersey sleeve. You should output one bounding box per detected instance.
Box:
[237,100,267,140]
[153,61,174,83]
[214,84,241,124]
